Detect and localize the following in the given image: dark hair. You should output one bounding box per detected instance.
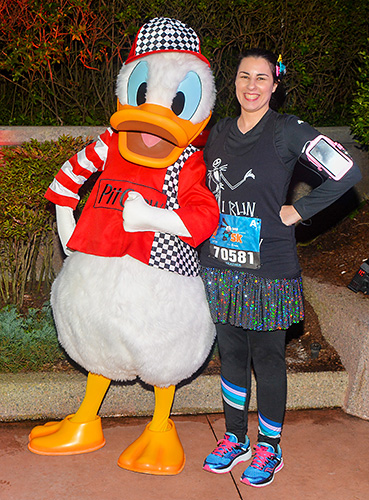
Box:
[237,48,286,110]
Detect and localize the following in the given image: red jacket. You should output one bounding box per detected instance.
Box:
[45,129,219,266]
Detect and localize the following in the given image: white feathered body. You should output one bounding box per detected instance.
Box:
[51,252,215,387]
[51,47,217,388]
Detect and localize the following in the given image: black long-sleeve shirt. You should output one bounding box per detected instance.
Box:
[199,110,362,278]
[204,110,361,221]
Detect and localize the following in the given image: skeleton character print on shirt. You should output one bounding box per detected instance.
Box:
[207,157,262,270]
[207,157,255,208]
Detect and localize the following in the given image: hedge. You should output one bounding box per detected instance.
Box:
[1,0,368,128]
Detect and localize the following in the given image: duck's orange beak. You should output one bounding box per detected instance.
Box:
[110,101,211,169]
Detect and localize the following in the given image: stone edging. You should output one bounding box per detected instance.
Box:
[0,370,348,422]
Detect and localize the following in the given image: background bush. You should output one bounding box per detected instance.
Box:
[0,0,368,128]
[0,135,92,309]
[350,49,369,147]
[0,304,65,372]
[0,134,93,372]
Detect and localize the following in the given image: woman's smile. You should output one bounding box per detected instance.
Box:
[244,93,259,101]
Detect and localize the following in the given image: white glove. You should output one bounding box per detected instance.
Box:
[123,191,191,237]
[55,205,76,256]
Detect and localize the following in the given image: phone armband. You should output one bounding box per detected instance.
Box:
[305,135,353,181]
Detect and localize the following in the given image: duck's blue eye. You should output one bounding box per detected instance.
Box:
[127,61,148,106]
[171,71,202,120]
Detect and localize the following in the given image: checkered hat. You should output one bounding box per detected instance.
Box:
[125,17,210,66]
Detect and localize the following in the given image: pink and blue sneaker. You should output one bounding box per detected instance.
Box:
[240,442,284,487]
[203,432,251,474]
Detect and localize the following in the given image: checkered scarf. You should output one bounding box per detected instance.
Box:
[149,144,200,277]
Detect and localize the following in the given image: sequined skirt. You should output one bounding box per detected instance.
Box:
[200,267,304,331]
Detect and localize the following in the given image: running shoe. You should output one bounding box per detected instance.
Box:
[203,432,251,474]
[240,442,284,487]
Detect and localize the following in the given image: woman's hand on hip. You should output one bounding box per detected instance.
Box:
[279,205,302,226]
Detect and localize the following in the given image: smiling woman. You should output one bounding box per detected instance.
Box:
[199,47,362,488]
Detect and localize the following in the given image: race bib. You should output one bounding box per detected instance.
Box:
[209,214,261,269]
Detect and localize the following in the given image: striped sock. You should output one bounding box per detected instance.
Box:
[258,411,282,448]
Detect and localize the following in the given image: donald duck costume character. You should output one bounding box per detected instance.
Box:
[28,17,219,475]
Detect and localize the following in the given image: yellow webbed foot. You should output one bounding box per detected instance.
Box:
[28,415,105,456]
[28,415,75,440]
[117,418,185,475]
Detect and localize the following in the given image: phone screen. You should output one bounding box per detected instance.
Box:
[309,139,351,177]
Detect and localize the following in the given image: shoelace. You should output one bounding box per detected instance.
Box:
[213,438,238,457]
[250,445,274,470]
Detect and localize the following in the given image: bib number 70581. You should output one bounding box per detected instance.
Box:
[212,246,255,266]
[209,214,261,269]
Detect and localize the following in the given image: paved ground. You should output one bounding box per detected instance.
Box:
[1,409,368,500]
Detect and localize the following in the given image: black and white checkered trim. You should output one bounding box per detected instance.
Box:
[149,145,200,277]
[134,18,200,57]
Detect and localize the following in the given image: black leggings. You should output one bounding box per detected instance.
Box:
[216,322,287,446]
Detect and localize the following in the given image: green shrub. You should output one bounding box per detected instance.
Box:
[0,304,66,372]
[1,0,368,126]
[0,135,92,308]
[350,49,369,147]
